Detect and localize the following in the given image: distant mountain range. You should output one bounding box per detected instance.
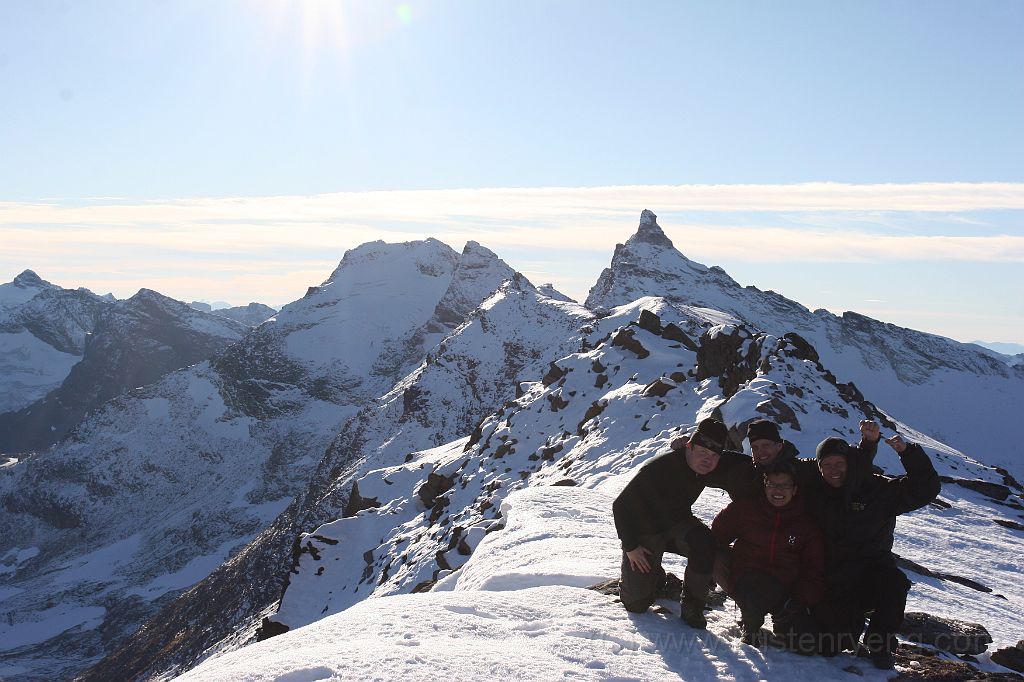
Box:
[1,212,1021,681]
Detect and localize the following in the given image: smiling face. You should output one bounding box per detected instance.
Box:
[750,438,784,466]
[764,472,797,507]
[818,454,848,488]
[685,442,721,475]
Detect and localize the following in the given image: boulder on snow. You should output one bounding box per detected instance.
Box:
[417,472,455,507]
[642,378,676,397]
[611,328,650,359]
[900,612,993,655]
[991,640,1024,673]
[893,642,1022,681]
[637,309,663,335]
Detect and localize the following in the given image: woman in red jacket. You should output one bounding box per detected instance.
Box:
[712,462,825,648]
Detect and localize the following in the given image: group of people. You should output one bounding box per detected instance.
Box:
[612,416,941,669]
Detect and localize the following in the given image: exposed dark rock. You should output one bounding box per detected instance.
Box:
[900,612,993,655]
[540,443,563,461]
[642,378,676,398]
[991,641,1024,673]
[417,472,456,507]
[638,309,663,335]
[552,479,576,486]
[892,642,1023,680]
[896,556,992,593]
[547,393,570,412]
[781,332,819,363]
[577,401,607,435]
[669,371,687,383]
[696,326,760,398]
[940,478,1011,502]
[994,519,1024,532]
[661,323,698,351]
[342,481,380,518]
[587,578,620,596]
[595,373,608,389]
[612,328,650,359]
[542,362,567,386]
[591,359,606,373]
[255,617,290,642]
[754,397,801,432]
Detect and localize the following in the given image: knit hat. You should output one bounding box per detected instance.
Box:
[815,437,851,461]
[688,418,728,456]
[746,419,782,443]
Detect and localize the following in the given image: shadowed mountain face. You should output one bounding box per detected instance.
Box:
[0,289,249,453]
[0,270,110,414]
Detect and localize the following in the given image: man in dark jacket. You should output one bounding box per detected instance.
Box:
[711,462,825,647]
[613,417,752,629]
[807,433,941,668]
[737,418,881,495]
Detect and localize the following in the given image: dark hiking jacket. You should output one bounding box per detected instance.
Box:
[712,494,826,605]
[805,442,940,585]
[612,447,751,553]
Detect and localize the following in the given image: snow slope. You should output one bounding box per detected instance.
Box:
[262,303,1020,651]
[180,465,1023,681]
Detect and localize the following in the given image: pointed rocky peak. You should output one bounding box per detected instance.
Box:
[13,269,49,288]
[426,241,524,328]
[537,284,575,303]
[626,209,675,250]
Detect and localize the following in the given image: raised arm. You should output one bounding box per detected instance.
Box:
[885,435,941,514]
[854,419,881,465]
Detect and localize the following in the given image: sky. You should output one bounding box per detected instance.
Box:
[1,0,1021,345]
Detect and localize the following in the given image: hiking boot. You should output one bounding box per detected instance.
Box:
[655,572,683,601]
[680,598,707,629]
[870,649,895,670]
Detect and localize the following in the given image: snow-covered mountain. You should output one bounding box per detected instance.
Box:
[1,239,570,681]
[3,213,1023,681]
[209,302,278,327]
[179,302,1024,681]
[76,256,593,682]
[0,289,248,453]
[587,210,1024,477]
[0,271,108,415]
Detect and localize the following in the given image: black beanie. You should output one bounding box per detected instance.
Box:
[746,419,782,443]
[816,437,851,461]
[689,418,728,456]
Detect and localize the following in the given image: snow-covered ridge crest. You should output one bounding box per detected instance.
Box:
[63,242,585,682]
[233,304,1022,682]
[268,304,1016,629]
[585,211,1024,474]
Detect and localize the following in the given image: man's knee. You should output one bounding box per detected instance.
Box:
[621,597,654,613]
[681,523,715,572]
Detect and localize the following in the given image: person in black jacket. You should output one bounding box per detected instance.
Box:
[807,433,941,669]
[736,418,882,496]
[613,417,751,629]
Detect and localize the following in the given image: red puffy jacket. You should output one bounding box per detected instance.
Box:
[712,495,825,605]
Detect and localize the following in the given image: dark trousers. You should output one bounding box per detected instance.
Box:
[731,571,786,630]
[619,517,715,613]
[812,564,911,655]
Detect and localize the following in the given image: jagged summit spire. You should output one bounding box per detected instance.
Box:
[628,210,675,250]
[13,269,46,287]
